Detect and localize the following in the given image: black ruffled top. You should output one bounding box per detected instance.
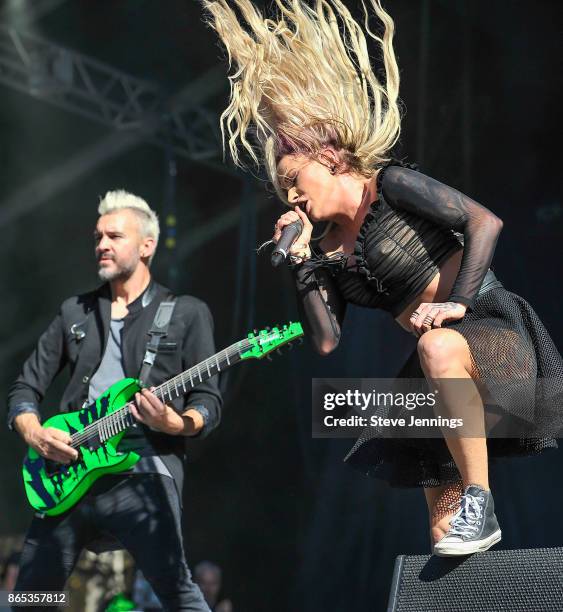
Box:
[308,160,464,317]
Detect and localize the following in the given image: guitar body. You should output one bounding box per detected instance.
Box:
[22,378,141,517]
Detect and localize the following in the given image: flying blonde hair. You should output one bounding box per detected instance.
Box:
[203,0,402,202]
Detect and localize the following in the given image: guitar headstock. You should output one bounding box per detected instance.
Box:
[240,322,304,360]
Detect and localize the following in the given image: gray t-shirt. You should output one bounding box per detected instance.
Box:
[88,318,172,478]
[88,319,126,403]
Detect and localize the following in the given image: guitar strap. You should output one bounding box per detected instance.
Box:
[138,299,177,387]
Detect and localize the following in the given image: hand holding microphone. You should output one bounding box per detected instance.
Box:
[271,206,314,267]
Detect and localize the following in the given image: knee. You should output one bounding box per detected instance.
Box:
[417,330,464,375]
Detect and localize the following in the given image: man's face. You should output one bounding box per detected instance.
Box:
[196,569,221,602]
[94,209,152,282]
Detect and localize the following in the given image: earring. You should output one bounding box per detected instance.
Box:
[330,165,336,175]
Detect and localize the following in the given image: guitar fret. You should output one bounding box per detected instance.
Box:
[181,375,186,393]
[215,354,221,371]
[189,369,193,387]
[226,351,230,365]
[197,364,202,383]
[206,360,211,377]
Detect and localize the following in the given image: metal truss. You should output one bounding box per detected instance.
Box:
[0,24,224,165]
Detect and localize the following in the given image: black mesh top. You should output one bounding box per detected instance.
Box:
[292,160,504,354]
[305,160,503,317]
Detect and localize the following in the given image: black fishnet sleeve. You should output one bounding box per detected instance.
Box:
[381,165,503,309]
[291,262,347,356]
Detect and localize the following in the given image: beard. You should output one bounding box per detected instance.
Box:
[97,254,139,282]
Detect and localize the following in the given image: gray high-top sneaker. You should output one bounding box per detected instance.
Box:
[433,485,502,557]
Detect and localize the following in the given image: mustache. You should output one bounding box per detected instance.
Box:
[97,253,115,262]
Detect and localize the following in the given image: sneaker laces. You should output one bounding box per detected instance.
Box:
[447,492,483,538]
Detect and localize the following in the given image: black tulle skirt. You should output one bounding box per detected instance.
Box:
[344,285,563,487]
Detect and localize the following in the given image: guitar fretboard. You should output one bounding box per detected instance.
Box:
[70,339,253,448]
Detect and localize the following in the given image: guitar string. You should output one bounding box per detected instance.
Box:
[68,338,261,447]
[70,340,251,447]
[70,330,296,448]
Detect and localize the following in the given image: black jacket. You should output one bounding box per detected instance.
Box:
[7,280,222,494]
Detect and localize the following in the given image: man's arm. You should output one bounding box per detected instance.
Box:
[8,310,67,432]
[8,309,78,463]
[179,298,222,438]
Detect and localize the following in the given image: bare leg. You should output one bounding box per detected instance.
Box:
[433,366,490,490]
[418,329,492,549]
[418,328,490,491]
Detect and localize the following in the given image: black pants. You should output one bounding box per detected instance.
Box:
[15,473,209,612]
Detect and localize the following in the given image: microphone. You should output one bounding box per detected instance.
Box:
[271,219,304,268]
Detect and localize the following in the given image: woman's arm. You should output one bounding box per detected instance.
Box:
[273,205,346,355]
[292,262,347,356]
[381,166,503,309]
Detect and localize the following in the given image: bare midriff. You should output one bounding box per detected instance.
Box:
[394,248,464,332]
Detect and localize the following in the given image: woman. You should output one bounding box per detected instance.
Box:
[203,0,563,556]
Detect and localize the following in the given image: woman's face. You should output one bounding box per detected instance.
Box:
[277,153,340,222]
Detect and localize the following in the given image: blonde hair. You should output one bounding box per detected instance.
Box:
[203,0,402,202]
[98,190,160,264]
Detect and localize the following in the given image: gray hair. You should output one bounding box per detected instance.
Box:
[98,190,160,265]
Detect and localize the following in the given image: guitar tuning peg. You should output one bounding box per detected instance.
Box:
[266,354,273,361]
[297,338,304,345]
[265,326,271,331]
[276,348,283,355]
[287,342,294,350]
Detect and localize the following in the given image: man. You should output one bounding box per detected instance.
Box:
[7,190,222,611]
[194,561,233,612]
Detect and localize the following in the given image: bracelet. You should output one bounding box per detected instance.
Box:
[289,243,312,265]
[289,253,311,265]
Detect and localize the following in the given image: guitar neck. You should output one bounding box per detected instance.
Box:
[71,338,253,448]
[151,339,250,402]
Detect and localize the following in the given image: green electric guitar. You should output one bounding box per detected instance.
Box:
[22,322,304,516]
